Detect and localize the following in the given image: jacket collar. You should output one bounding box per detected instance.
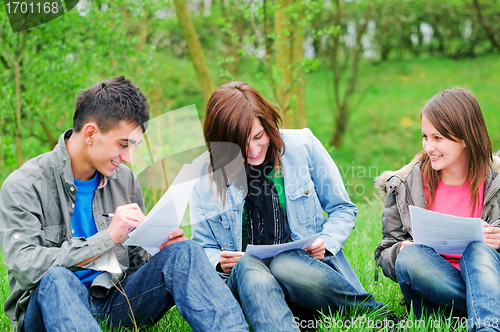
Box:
[53,129,115,189]
[484,155,500,202]
[374,152,423,197]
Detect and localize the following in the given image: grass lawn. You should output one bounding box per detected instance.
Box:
[2,54,500,330]
[0,200,470,331]
[305,54,500,205]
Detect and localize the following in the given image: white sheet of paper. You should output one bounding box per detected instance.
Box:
[92,250,122,274]
[123,162,200,255]
[409,205,484,255]
[245,234,320,259]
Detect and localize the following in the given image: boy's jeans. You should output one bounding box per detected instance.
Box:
[24,240,249,332]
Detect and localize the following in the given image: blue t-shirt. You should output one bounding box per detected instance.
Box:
[72,172,103,286]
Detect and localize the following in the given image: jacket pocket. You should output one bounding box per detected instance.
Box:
[202,203,228,226]
[201,203,234,249]
[43,224,66,246]
[287,180,318,226]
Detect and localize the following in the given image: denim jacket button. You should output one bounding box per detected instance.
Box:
[13,233,20,240]
[305,190,309,195]
[70,186,75,192]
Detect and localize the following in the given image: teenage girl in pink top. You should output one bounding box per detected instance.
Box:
[374,88,500,331]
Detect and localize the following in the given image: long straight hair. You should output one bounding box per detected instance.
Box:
[420,88,492,215]
[203,81,285,202]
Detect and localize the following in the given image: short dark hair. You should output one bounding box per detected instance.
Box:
[73,76,150,133]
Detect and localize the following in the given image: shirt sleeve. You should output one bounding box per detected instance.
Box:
[190,182,223,268]
[309,131,357,256]
[127,174,151,266]
[374,178,411,282]
[0,181,115,291]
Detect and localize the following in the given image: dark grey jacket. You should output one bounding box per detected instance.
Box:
[0,130,149,331]
[374,153,500,282]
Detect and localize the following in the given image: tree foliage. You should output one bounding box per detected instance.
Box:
[1,0,500,174]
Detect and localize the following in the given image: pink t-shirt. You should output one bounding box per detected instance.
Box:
[424,181,484,270]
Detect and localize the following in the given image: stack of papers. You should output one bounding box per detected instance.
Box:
[123,161,203,255]
[245,234,320,259]
[409,206,484,255]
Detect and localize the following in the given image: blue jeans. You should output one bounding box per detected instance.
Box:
[226,249,380,332]
[396,243,500,332]
[23,240,249,332]
[461,241,500,332]
[396,244,467,318]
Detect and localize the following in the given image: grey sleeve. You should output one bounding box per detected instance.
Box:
[0,182,115,291]
[374,182,409,282]
[127,175,151,266]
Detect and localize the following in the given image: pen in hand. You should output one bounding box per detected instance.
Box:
[489,219,500,227]
[103,212,139,236]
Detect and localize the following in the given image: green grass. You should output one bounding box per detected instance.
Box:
[3,55,500,330]
[305,54,500,204]
[0,200,470,331]
[0,260,10,331]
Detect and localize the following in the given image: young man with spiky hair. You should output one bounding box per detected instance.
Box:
[0,76,248,332]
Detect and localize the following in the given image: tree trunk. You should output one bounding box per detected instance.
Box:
[329,0,369,148]
[472,0,500,51]
[136,14,149,52]
[173,0,215,105]
[14,61,23,166]
[263,0,278,105]
[220,37,241,83]
[331,104,347,148]
[218,0,244,82]
[1,30,26,166]
[274,0,294,128]
[292,6,306,129]
[41,121,58,150]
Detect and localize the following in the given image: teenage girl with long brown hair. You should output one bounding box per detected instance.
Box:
[375,88,500,331]
[191,81,382,332]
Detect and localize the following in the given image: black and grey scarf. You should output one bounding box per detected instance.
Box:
[245,163,290,245]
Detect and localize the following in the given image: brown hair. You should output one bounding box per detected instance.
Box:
[203,81,285,201]
[420,88,492,216]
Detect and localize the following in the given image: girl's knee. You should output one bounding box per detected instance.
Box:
[461,241,499,270]
[233,254,266,274]
[463,241,489,257]
[395,245,429,277]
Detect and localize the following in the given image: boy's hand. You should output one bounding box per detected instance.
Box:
[106,203,144,245]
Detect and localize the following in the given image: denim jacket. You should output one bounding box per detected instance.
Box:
[191,128,365,292]
[374,152,500,282]
[0,130,150,332]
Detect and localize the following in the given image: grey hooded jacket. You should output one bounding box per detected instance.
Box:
[373,152,500,282]
[0,130,150,331]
